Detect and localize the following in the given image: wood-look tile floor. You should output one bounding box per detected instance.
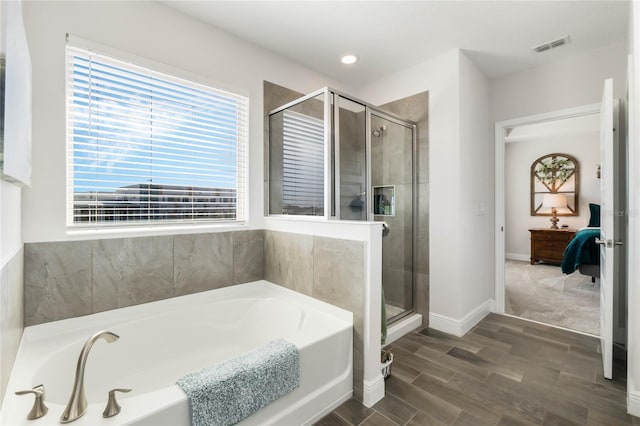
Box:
[314,313,639,426]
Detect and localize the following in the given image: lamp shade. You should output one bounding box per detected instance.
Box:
[542,193,568,208]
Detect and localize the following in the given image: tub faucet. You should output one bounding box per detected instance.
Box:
[60,331,119,423]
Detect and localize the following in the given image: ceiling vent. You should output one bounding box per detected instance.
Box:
[532,35,571,53]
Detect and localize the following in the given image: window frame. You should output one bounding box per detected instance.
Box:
[65,38,249,231]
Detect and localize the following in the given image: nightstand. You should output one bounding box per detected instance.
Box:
[529,228,577,265]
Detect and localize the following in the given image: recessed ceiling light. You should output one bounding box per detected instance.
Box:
[341,54,358,65]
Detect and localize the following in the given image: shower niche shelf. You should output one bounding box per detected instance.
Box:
[373,185,395,216]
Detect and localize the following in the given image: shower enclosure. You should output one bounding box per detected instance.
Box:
[268,88,417,323]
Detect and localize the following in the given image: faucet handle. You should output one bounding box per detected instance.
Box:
[15,384,48,420]
[102,388,131,418]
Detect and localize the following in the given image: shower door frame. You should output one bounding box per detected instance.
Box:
[267,87,333,220]
[366,108,418,323]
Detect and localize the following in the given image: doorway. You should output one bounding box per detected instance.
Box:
[504,113,601,335]
[495,103,603,336]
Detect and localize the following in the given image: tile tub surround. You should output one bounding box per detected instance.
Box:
[264,230,366,400]
[0,248,24,407]
[24,230,264,326]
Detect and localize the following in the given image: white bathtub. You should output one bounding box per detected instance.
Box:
[1,281,353,425]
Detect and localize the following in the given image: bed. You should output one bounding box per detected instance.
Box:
[561,203,601,282]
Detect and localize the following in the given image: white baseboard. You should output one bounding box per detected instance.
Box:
[506,252,529,262]
[628,378,640,417]
[429,299,494,337]
[385,313,423,346]
[362,375,385,408]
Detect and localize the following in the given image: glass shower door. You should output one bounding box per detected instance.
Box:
[369,112,416,322]
[268,91,328,216]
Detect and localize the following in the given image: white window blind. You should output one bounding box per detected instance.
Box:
[282,110,324,215]
[66,45,248,226]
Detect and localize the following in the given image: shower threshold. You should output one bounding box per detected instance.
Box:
[385,313,423,346]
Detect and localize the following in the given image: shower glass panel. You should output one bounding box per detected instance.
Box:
[336,96,367,220]
[370,113,415,321]
[269,93,326,216]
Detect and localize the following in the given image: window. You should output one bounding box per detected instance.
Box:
[66,45,248,226]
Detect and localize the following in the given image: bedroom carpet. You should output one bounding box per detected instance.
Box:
[505,260,599,335]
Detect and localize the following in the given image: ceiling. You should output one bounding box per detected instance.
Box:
[163,1,629,88]
[505,113,600,143]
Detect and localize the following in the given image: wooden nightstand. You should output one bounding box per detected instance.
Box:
[529,228,577,265]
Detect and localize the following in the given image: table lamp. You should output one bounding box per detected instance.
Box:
[543,193,568,229]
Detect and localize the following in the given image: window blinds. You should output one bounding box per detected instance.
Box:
[281,110,324,215]
[66,45,248,225]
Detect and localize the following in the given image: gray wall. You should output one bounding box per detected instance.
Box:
[379,92,429,325]
[24,230,264,326]
[0,248,24,405]
[263,230,365,400]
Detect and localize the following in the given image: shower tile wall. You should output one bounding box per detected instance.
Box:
[0,248,24,406]
[263,230,365,400]
[379,92,429,324]
[23,230,264,326]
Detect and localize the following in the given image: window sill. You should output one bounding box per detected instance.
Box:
[66,221,250,240]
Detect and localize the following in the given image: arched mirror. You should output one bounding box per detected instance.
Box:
[530,153,579,216]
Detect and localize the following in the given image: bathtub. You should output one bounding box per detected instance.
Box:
[2,281,353,425]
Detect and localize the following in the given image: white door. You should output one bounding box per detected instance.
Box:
[598,78,615,379]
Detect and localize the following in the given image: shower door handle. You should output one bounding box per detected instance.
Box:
[381,222,390,236]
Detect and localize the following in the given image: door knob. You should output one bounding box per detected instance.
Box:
[381,222,390,236]
[595,239,616,248]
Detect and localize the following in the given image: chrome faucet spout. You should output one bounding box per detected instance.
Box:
[60,331,119,423]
